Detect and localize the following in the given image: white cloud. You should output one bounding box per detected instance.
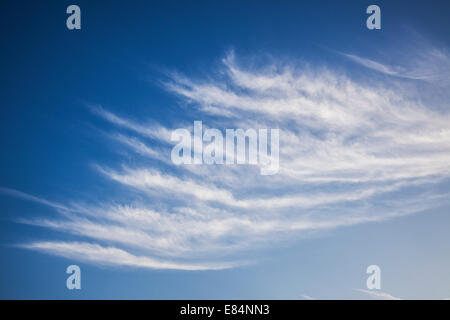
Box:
[356,289,402,300]
[3,47,450,270]
[89,105,173,143]
[341,53,403,76]
[341,46,450,84]
[0,187,71,212]
[22,241,232,270]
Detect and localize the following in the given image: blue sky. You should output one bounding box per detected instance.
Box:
[1,0,450,299]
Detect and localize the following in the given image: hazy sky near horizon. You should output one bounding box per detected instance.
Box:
[1,0,450,299]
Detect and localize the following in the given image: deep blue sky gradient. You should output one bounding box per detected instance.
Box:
[1,0,449,299]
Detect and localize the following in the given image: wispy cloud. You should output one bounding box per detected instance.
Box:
[3,45,450,270]
[356,289,402,300]
[341,53,402,76]
[89,105,173,143]
[340,43,450,84]
[22,241,232,270]
[299,294,315,300]
[0,187,71,212]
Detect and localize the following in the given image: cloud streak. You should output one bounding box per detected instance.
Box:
[22,241,232,270]
[356,289,402,300]
[340,43,450,84]
[3,46,450,270]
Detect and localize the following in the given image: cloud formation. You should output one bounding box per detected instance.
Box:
[22,241,232,270]
[356,289,402,300]
[3,47,450,270]
[340,42,450,84]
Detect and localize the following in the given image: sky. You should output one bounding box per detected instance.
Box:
[1,0,450,299]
